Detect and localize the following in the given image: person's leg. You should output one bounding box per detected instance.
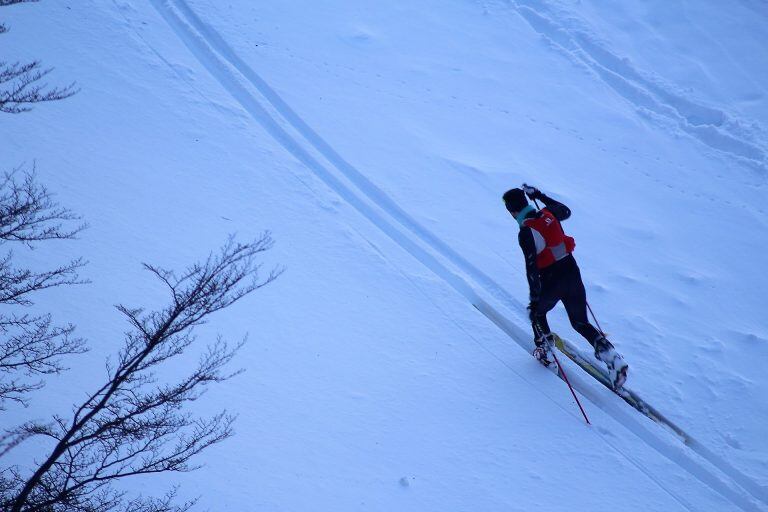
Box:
[532,299,557,339]
[560,260,602,347]
[531,271,559,340]
[561,258,629,387]
[531,285,559,366]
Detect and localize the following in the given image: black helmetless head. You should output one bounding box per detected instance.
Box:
[503,188,528,214]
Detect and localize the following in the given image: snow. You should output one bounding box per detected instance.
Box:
[3,0,768,510]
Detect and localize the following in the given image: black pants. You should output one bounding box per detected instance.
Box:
[532,255,601,348]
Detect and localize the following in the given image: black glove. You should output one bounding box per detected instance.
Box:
[522,184,542,200]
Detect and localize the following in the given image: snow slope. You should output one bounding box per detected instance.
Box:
[3,0,768,510]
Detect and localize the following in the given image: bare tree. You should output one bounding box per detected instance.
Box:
[1,0,77,113]
[0,166,87,409]
[2,235,280,512]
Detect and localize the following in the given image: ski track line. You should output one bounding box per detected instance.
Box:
[167,0,523,317]
[510,0,768,173]
[145,1,767,510]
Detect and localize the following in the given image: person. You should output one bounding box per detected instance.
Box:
[502,184,628,389]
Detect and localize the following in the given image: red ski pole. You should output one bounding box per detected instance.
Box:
[551,350,591,425]
[533,319,591,425]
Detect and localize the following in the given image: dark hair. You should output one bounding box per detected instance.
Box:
[503,188,528,213]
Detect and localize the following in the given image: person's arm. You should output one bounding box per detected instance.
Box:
[518,227,541,302]
[524,185,571,221]
[538,193,571,221]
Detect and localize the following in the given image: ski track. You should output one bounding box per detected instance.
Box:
[509,0,768,174]
[140,1,768,510]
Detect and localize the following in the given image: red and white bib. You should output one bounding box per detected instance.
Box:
[523,209,576,269]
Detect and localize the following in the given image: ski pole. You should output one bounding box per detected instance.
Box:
[550,349,591,425]
[586,301,605,336]
[533,319,591,425]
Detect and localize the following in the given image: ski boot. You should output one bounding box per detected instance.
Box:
[533,333,558,371]
[594,336,628,390]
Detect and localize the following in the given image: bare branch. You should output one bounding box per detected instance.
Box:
[0,314,86,408]
[0,428,33,459]
[3,235,280,511]
[0,253,87,306]
[0,165,87,244]
[0,61,77,114]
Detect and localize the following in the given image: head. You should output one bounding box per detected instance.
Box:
[503,188,537,226]
[502,188,528,217]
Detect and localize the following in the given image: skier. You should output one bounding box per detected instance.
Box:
[502,185,628,389]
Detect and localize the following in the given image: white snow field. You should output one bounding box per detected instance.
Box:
[3,0,768,510]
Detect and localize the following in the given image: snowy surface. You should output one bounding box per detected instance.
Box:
[3,0,768,510]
